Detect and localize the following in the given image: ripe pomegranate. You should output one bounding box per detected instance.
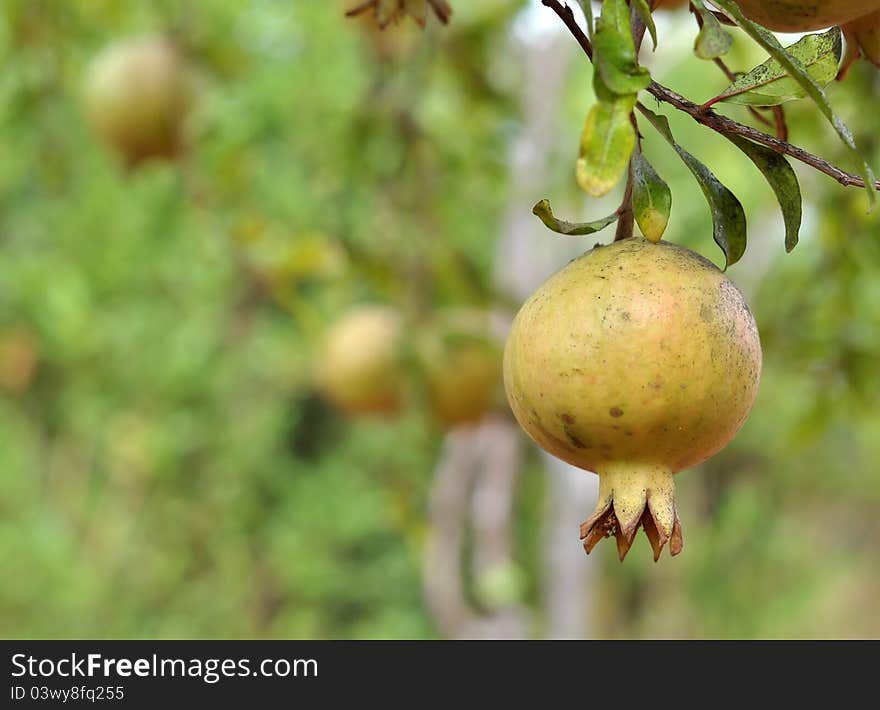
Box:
[418,311,502,428]
[841,9,880,74]
[314,305,405,416]
[503,238,761,560]
[731,0,880,32]
[84,35,194,165]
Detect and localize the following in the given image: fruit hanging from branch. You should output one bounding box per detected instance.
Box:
[732,0,880,32]
[83,35,195,166]
[503,238,761,560]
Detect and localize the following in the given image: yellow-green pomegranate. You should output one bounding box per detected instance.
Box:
[314,305,404,416]
[417,311,502,428]
[84,35,194,165]
[503,238,761,560]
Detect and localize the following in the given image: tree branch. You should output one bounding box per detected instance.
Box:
[542,0,592,60]
[542,0,880,191]
[642,83,880,189]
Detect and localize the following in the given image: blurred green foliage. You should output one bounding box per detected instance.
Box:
[1,1,878,639]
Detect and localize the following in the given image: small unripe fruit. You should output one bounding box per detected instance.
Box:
[418,311,502,428]
[84,35,194,165]
[503,238,761,560]
[314,306,404,416]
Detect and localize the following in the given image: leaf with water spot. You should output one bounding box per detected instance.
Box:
[707,28,841,106]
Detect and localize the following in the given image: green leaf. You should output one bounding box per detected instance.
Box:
[577,0,595,37]
[707,28,841,106]
[532,199,618,236]
[592,0,652,96]
[709,0,877,207]
[722,134,802,252]
[631,0,657,51]
[576,90,637,198]
[639,105,747,268]
[692,0,733,60]
[631,149,671,243]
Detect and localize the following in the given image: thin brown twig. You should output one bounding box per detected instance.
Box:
[772,105,789,141]
[541,0,592,60]
[614,165,635,241]
[613,3,647,241]
[542,0,880,191]
[643,83,880,189]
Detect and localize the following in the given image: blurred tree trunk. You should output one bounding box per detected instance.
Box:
[423,21,599,640]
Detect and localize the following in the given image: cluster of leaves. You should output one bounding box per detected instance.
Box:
[534,0,877,268]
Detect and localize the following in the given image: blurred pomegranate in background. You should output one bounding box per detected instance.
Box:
[84,35,195,165]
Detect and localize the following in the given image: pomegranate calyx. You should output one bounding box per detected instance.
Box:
[579,466,683,561]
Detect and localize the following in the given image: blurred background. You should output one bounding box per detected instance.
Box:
[2,0,879,639]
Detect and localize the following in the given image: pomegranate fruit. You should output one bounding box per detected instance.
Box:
[314,305,405,416]
[418,311,502,428]
[84,35,194,165]
[841,9,880,74]
[503,238,761,560]
[731,0,880,32]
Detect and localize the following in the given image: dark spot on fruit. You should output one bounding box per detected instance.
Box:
[609,407,624,418]
[563,426,588,449]
[531,418,574,453]
[560,413,575,424]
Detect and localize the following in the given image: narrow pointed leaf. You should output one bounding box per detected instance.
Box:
[592,0,652,95]
[532,199,618,236]
[631,149,672,243]
[692,0,733,60]
[576,92,637,197]
[631,0,658,51]
[708,28,841,106]
[723,134,802,252]
[639,105,747,267]
[710,0,876,207]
